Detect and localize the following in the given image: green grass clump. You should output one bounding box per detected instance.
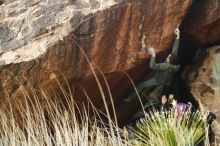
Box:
[129,109,211,146]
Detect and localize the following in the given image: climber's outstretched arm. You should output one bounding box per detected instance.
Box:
[171,28,180,59]
[149,48,163,70]
[150,55,160,70]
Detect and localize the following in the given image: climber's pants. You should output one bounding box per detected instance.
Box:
[135,78,159,92]
[129,78,159,97]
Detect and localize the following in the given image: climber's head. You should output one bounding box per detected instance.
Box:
[166,54,175,64]
[161,95,168,104]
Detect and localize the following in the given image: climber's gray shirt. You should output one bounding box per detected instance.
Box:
[149,39,180,85]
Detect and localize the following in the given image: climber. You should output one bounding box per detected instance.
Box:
[124,28,180,102]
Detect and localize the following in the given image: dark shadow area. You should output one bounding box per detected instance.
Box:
[172,31,199,109]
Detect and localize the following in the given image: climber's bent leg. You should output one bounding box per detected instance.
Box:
[147,85,164,103]
[123,78,159,102]
[135,78,159,93]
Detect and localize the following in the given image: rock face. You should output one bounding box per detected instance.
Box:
[181,0,220,141]
[0,0,193,124]
[183,0,220,47]
[183,46,220,141]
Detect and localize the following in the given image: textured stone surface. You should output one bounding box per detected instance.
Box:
[183,46,220,141]
[182,0,220,141]
[0,0,193,124]
[183,0,220,47]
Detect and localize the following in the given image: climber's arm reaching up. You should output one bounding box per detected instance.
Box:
[171,28,180,59]
[149,48,164,70]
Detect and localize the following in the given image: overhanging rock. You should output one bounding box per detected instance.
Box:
[0,0,193,124]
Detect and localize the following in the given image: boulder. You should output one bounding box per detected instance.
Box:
[183,46,220,141]
[182,0,220,141]
[183,0,220,47]
[0,0,193,124]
